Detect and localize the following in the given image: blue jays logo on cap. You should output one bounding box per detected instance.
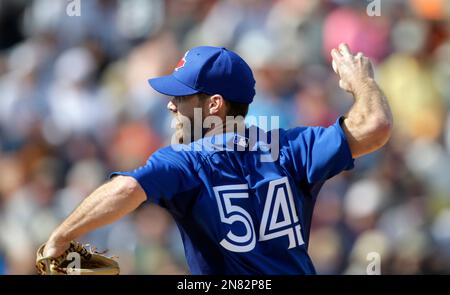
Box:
[174,51,188,71]
[148,46,256,104]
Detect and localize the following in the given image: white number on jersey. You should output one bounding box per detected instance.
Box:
[213,177,304,252]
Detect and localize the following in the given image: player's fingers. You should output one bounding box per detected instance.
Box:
[355,52,363,59]
[331,48,342,61]
[338,43,352,57]
[332,59,338,73]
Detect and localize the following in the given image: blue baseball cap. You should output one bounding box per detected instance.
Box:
[148,46,256,104]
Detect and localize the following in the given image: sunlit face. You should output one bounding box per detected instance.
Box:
[167,94,209,144]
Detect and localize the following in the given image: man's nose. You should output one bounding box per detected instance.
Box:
[167,100,177,113]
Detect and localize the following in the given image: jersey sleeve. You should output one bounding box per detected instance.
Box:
[283,117,355,184]
[109,146,201,206]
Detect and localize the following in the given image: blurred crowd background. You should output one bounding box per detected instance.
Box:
[1,0,450,274]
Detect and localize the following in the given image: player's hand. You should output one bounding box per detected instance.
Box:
[42,237,71,258]
[331,43,374,95]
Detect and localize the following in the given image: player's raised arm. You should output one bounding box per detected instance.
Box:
[331,43,393,158]
[43,175,146,258]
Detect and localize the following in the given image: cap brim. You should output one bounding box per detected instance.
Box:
[148,75,199,97]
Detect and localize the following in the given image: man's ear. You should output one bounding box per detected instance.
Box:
[208,94,225,116]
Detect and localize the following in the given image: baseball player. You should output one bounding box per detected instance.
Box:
[42,44,392,274]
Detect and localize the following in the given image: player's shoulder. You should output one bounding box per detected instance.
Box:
[280,118,344,142]
[260,125,311,149]
[279,125,315,139]
[149,144,203,170]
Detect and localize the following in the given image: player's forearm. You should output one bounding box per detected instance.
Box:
[342,78,393,158]
[48,176,146,244]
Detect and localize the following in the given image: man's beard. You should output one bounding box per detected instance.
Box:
[173,107,211,144]
[174,119,185,144]
[174,116,205,144]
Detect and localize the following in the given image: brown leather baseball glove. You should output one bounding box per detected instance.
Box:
[36,241,120,275]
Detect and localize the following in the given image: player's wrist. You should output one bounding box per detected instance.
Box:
[351,77,377,98]
[48,228,73,246]
[42,240,70,258]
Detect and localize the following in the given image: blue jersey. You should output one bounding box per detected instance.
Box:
[111,117,354,274]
